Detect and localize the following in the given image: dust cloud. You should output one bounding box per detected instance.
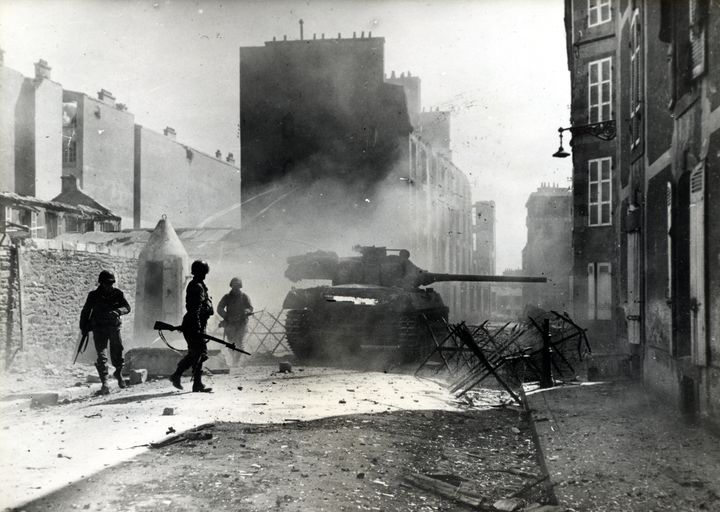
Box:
[203,158,420,313]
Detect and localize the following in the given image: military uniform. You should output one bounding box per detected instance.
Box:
[79,273,131,392]
[171,274,214,392]
[218,286,253,363]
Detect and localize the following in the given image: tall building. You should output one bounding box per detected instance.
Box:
[563,0,720,424]
[0,57,62,202]
[239,32,411,192]
[522,184,572,313]
[407,133,473,321]
[471,200,496,318]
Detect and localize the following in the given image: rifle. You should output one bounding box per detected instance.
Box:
[73,332,90,364]
[218,310,258,329]
[153,321,252,355]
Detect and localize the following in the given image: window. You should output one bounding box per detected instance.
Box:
[588,0,611,26]
[63,139,76,164]
[588,262,612,320]
[630,9,643,148]
[588,158,612,226]
[472,232,477,251]
[588,58,612,123]
[689,0,706,79]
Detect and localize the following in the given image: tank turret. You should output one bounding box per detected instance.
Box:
[284,245,546,289]
[282,246,546,364]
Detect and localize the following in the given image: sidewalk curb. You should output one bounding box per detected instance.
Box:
[518,384,559,507]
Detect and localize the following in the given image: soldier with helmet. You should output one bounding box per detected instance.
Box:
[169,259,215,392]
[217,276,253,365]
[79,270,131,395]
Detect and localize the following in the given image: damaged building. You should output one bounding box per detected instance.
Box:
[563,0,720,424]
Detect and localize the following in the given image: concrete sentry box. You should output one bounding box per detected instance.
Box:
[133,216,188,347]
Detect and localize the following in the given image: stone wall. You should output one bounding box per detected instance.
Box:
[0,239,139,369]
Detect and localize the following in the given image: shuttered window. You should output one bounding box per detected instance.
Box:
[589,158,612,226]
[689,162,706,365]
[689,0,706,79]
[589,58,612,123]
[630,9,643,148]
[666,182,673,300]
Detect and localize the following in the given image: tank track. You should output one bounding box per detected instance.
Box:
[397,314,438,362]
[285,309,314,359]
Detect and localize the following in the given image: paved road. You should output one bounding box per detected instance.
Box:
[0,366,460,510]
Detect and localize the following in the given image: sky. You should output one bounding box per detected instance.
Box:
[0,0,571,271]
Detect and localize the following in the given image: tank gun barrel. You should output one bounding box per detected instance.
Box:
[415,272,547,287]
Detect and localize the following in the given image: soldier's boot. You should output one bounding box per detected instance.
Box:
[191,364,212,393]
[95,363,110,395]
[113,368,127,389]
[169,372,183,390]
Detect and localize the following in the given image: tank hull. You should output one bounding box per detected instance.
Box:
[283,285,448,363]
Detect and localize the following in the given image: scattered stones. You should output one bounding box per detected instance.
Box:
[86,375,101,384]
[493,497,525,511]
[129,369,148,385]
[278,361,292,373]
[162,407,175,416]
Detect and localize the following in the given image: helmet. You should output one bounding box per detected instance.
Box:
[98,270,116,284]
[229,277,242,288]
[190,260,210,276]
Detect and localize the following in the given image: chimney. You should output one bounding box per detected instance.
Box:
[361,31,365,38]
[215,150,222,158]
[34,59,51,80]
[299,19,304,40]
[226,153,235,164]
[97,89,115,106]
[163,126,176,139]
[61,174,79,193]
[368,31,372,37]
[390,70,396,79]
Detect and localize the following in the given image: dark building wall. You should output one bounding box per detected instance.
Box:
[566,0,620,352]
[240,36,411,191]
[385,71,420,127]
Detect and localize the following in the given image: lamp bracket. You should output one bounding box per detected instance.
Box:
[559,120,616,141]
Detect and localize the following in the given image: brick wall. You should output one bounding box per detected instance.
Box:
[1,239,139,369]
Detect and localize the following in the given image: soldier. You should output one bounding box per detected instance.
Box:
[80,270,131,395]
[169,260,214,392]
[217,277,253,365]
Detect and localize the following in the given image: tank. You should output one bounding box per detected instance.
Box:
[282,245,546,362]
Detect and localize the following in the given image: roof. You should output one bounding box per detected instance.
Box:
[0,191,119,220]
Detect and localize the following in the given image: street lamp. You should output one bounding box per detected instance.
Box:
[551,120,617,158]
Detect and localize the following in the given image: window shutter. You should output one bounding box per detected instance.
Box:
[689,0,706,79]
[689,162,706,365]
[587,263,596,320]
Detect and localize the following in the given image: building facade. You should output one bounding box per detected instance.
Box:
[408,133,473,321]
[239,33,411,192]
[1,55,241,235]
[0,57,62,202]
[564,0,720,423]
[522,184,572,313]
